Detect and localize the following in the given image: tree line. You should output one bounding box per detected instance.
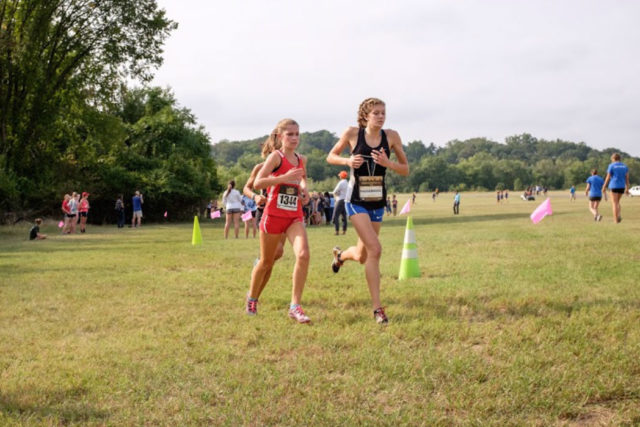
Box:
[2,1,637,224]
[213,133,639,194]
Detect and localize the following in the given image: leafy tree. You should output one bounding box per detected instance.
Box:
[405,140,430,161]
[0,0,176,214]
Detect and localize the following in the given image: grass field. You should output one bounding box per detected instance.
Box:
[1,191,640,426]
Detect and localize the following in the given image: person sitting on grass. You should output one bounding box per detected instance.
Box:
[29,218,47,240]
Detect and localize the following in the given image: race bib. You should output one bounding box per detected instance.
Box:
[358,176,383,201]
[277,185,299,211]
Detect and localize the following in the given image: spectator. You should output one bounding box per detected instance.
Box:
[29,218,47,240]
[131,191,143,228]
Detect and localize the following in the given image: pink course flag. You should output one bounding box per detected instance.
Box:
[58,221,64,228]
[163,211,168,218]
[530,198,552,224]
[399,199,411,215]
[210,210,221,219]
[241,210,253,222]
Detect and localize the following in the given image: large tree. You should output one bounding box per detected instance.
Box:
[0,0,176,208]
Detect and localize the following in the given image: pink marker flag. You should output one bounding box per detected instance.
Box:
[399,199,411,215]
[210,210,221,219]
[58,220,64,228]
[163,211,168,218]
[241,210,253,222]
[530,198,552,224]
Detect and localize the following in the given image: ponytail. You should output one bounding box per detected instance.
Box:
[223,180,235,201]
[261,118,298,158]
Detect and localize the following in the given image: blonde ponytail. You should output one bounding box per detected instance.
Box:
[261,118,298,158]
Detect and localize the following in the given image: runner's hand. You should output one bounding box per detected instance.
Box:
[349,154,364,169]
[371,149,389,167]
[282,167,304,182]
[300,190,310,205]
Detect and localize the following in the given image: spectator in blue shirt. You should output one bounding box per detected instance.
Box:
[242,194,258,238]
[131,191,143,228]
[602,153,630,223]
[585,169,604,221]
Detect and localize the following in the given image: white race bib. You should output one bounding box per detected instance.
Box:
[277,185,299,211]
[358,176,383,201]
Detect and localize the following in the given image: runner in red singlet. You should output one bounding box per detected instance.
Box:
[245,119,312,323]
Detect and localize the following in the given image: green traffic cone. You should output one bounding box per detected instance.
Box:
[398,216,420,280]
[192,216,203,246]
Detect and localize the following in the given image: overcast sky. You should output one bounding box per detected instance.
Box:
[152,0,640,156]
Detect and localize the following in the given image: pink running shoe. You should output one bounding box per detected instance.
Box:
[246,296,257,316]
[373,307,388,324]
[288,305,311,323]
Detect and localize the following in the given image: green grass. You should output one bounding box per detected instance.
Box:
[1,192,640,426]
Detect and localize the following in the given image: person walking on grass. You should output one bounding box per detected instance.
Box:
[585,169,604,221]
[222,180,243,238]
[61,194,72,234]
[242,193,258,238]
[78,192,90,233]
[246,118,312,323]
[332,171,349,235]
[131,191,143,228]
[453,191,460,215]
[392,194,398,216]
[569,185,576,201]
[68,191,79,233]
[602,153,630,224]
[323,192,333,226]
[115,195,125,228]
[327,97,409,324]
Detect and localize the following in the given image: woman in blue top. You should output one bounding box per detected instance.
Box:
[602,153,630,223]
[242,194,258,238]
[585,169,604,221]
[326,97,409,324]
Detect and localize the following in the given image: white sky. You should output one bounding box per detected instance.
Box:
[152,0,640,156]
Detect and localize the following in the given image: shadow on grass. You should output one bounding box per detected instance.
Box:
[0,387,108,424]
[0,237,184,255]
[386,293,640,323]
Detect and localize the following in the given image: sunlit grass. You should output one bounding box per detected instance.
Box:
[1,192,639,426]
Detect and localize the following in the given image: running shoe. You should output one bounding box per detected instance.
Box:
[373,307,388,324]
[331,246,343,273]
[597,215,603,222]
[288,305,311,323]
[246,295,257,316]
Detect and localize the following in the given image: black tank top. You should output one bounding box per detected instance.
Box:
[348,128,390,209]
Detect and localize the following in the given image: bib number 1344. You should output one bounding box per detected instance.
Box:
[277,185,298,211]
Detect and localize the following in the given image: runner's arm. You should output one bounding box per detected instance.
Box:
[327,127,363,169]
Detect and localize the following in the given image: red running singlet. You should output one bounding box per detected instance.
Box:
[263,150,304,219]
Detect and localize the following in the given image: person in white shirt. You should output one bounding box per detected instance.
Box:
[332,171,349,235]
[222,180,243,238]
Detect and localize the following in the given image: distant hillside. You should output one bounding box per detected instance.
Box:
[212,132,639,192]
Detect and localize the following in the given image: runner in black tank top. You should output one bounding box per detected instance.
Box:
[348,128,390,210]
[326,98,410,325]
